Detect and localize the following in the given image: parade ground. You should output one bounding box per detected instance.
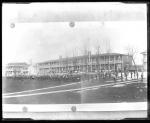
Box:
[2,76,147,104]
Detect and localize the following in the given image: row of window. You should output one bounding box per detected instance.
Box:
[6,71,28,74]
[39,60,122,67]
[38,56,122,66]
[6,67,28,70]
[39,64,121,71]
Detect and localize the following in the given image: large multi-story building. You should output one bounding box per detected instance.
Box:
[5,62,29,77]
[36,52,133,76]
[5,53,133,77]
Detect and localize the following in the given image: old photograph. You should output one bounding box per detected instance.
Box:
[2,2,147,119]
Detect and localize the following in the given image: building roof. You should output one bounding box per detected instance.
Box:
[94,53,128,56]
[7,62,29,66]
[141,51,147,55]
[37,53,129,64]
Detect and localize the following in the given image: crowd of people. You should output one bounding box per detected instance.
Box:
[6,69,144,83]
[99,70,144,82]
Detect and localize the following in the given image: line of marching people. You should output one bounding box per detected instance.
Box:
[100,70,144,82]
[6,68,145,83]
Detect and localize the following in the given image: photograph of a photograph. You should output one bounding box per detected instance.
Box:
[2,2,147,119]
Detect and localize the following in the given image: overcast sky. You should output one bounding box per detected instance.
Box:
[2,3,147,67]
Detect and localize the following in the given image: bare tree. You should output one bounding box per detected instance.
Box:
[125,45,138,60]
[72,48,78,72]
[80,39,90,74]
[94,41,106,79]
[94,42,101,72]
[64,49,69,73]
[125,45,138,64]
[125,45,139,72]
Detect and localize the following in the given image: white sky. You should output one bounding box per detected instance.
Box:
[2,3,147,67]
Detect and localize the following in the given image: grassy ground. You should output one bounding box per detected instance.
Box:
[2,77,147,104]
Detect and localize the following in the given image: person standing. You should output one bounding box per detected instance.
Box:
[134,71,136,79]
[104,71,107,79]
[109,72,111,78]
[131,71,133,79]
[137,72,139,80]
[112,73,116,82]
[116,71,118,78]
[141,72,143,81]
[121,71,123,81]
[125,72,127,81]
[103,70,105,79]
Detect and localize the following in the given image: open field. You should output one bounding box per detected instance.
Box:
[2,77,147,104]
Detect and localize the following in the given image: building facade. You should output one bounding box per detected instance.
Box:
[5,62,29,77]
[36,53,133,76]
